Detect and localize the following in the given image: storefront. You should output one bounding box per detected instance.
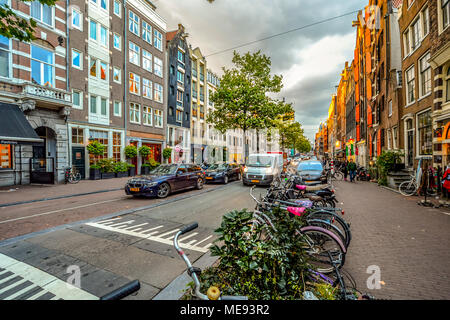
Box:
[127,133,163,174]
[167,126,190,164]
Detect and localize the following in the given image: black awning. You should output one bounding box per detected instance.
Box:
[0,102,43,144]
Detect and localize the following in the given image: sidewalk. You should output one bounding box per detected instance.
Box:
[0,177,130,206]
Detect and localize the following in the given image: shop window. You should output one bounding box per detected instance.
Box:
[0,144,13,169]
[112,132,121,162]
[72,127,84,144]
[418,111,432,155]
[89,130,108,163]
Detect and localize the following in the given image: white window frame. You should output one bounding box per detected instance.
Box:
[89,20,98,41]
[129,11,140,36]
[113,33,121,51]
[113,0,122,17]
[100,24,108,48]
[143,106,153,126]
[71,7,82,31]
[142,50,152,72]
[154,57,163,78]
[129,72,140,96]
[142,21,152,44]
[154,83,163,103]
[31,44,55,87]
[90,94,98,114]
[421,6,429,37]
[99,61,108,82]
[154,29,162,51]
[129,41,140,66]
[113,67,121,84]
[130,102,141,124]
[388,100,392,117]
[154,109,163,128]
[0,35,11,79]
[113,100,122,117]
[405,65,416,105]
[419,52,431,98]
[143,78,152,100]
[72,90,83,110]
[100,0,108,11]
[71,49,82,70]
[30,1,54,28]
[100,97,108,116]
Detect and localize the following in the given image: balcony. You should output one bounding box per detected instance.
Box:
[23,84,72,107]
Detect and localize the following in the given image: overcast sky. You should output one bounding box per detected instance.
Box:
[154,0,365,142]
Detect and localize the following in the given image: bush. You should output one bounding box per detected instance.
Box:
[163,148,172,160]
[113,161,129,173]
[127,163,135,169]
[183,208,336,300]
[97,158,116,173]
[142,158,160,169]
[124,145,138,159]
[139,145,151,158]
[376,151,403,186]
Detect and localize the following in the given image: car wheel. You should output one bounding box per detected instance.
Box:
[223,175,229,184]
[196,177,204,190]
[157,183,171,198]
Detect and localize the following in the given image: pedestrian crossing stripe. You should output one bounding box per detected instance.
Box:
[86,218,213,253]
[0,253,98,300]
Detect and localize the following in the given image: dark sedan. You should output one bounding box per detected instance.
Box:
[297,160,327,184]
[204,163,242,184]
[125,164,205,198]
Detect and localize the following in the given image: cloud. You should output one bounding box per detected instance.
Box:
[154,0,362,141]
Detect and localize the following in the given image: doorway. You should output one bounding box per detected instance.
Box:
[72,146,86,179]
[406,119,414,168]
[31,126,56,184]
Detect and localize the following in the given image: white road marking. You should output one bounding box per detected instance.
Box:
[179,232,198,242]
[140,226,164,234]
[122,223,149,230]
[0,199,121,225]
[158,229,180,238]
[0,274,16,285]
[0,279,28,295]
[3,283,36,300]
[108,220,135,228]
[96,217,122,224]
[194,235,213,246]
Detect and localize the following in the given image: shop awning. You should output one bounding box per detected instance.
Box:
[0,102,43,143]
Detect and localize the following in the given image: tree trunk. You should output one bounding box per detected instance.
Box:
[256,129,260,153]
[243,128,248,164]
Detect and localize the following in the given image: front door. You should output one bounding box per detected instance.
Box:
[407,130,414,167]
[72,147,86,179]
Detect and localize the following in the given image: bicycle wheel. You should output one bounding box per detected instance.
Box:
[300,226,346,274]
[398,181,417,196]
[333,172,344,181]
[308,210,351,249]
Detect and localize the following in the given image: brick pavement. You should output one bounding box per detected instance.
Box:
[336,180,450,300]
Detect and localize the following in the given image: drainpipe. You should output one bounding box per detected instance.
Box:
[123,0,129,167]
[66,0,71,170]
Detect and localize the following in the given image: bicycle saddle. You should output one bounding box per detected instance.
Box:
[294,200,313,208]
[287,206,306,217]
[296,185,307,191]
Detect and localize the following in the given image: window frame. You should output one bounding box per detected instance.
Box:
[154,83,163,103]
[129,72,140,96]
[113,0,122,17]
[72,89,83,110]
[405,65,416,105]
[129,102,141,124]
[0,35,11,78]
[154,29,162,51]
[129,10,140,36]
[419,52,431,98]
[31,44,55,87]
[129,41,140,66]
[142,20,152,44]
[143,105,153,126]
[30,1,54,28]
[113,66,121,84]
[154,56,163,78]
[113,100,122,117]
[113,33,122,51]
[154,109,163,128]
[71,49,82,70]
[142,50,152,72]
[143,78,153,100]
[71,7,82,31]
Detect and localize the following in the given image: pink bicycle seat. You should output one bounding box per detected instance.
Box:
[296,185,307,191]
[295,200,313,208]
[287,207,306,217]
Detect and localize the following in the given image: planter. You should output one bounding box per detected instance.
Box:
[101,172,115,179]
[128,167,136,176]
[141,166,150,175]
[115,171,128,178]
[89,168,101,180]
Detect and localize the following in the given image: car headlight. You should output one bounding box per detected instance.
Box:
[146,182,158,187]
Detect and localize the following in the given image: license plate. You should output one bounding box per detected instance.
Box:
[130,188,140,192]
[305,181,313,183]
[206,177,213,180]
[251,180,260,183]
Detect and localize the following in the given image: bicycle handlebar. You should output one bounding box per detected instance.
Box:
[180,222,198,235]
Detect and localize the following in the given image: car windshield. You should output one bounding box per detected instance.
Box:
[150,164,178,175]
[208,164,228,170]
[298,162,323,172]
[247,155,273,167]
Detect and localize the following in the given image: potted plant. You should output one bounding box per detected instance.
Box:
[163,147,172,164]
[124,145,137,176]
[98,158,116,179]
[114,161,129,178]
[87,140,105,180]
[139,145,151,174]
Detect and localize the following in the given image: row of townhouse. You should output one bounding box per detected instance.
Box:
[0,0,280,187]
[315,0,450,174]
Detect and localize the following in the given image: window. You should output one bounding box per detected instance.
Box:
[114,0,121,17]
[406,66,415,104]
[71,127,84,145]
[72,49,82,69]
[112,132,122,163]
[31,1,53,26]
[0,144,13,169]
[154,83,163,103]
[89,58,97,77]
[177,71,184,84]
[31,45,54,87]
[114,101,122,116]
[419,52,431,97]
[154,29,162,51]
[129,42,140,66]
[129,11,139,36]
[129,73,140,95]
[154,110,163,128]
[176,110,182,122]
[388,100,392,117]
[113,67,121,83]
[100,61,107,81]
[143,106,152,126]
[404,30,410,56]
[143,50,152,72]
[422,7,429,36]
[411,19,421,50]
[418,110,432,155]
[142,21,152,44]
[89,129,109,162]
[130,103,140,123]
[178,50,184,64]
[90,95,97,113]
[0,35,10,78]
[143,78,152,99]
[72,90,82,109]
[100,97,107,116]
[89,20,97,41]
[100,0,107,10]
[443,0,450,29]
[176,90,183,108]
[154,57,163,77]
[72,8,82,30]
[446,67,450,102]
[113,34,121,50]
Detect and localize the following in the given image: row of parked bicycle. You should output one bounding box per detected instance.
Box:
[175,171,375,300]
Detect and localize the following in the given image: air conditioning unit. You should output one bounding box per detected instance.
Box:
[396,70,402,87]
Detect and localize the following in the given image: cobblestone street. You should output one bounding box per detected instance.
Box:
[337,180,450,300]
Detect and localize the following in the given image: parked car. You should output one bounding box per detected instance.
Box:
[125,164,205,199]
[243,153,284,186]
[204,163,242,184]
[297,160,327,184]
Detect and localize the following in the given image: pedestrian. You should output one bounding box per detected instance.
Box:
[342,159,349,181]
[442,165,450,202]
[348,159,357,182]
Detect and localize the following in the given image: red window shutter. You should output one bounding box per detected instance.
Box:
[377,130,382,156]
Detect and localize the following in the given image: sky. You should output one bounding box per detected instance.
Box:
[153,0,365,142]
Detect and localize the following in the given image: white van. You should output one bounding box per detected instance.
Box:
[242,153,284,186]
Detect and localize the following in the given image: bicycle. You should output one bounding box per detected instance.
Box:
[399,174,437,197]
[173,223,248,300]
[65,166,82,184]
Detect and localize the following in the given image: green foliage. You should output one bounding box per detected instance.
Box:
[0,1,57,42]
[124,145,138,159]
[274,120,310,153]
[86,140,105,157]
[97,158,115,173]
[184,208,329,300]
[142,158,160,169]
[138,145,151,158]
[376,151,403,186]
[113,161,129,173]
[163,148,172,159]
[127,163,135,168]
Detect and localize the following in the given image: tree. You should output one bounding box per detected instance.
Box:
[0,1,57,42]
[207,50,293,162]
